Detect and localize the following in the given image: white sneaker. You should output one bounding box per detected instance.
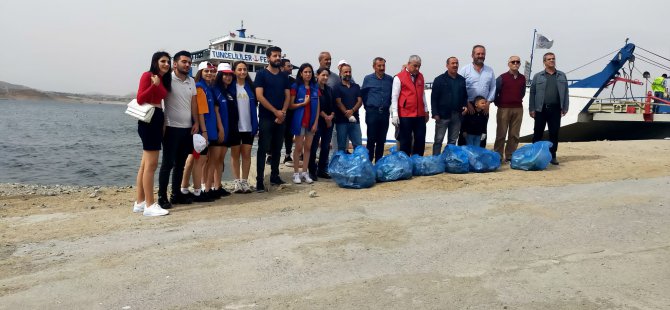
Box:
[301,172,313,184]
[241,179,252,193]
[143,203,169,216]
[133,201,145,213]
[233,179,243,193]
[292,172,302,184]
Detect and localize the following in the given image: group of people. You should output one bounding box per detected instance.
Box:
[132,45,569,216]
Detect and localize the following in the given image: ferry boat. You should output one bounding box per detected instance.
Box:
[190,22,272,77]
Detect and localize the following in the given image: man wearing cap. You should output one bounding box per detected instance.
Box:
[254,46,291,192]
[279,58,296,167]
[333,63,363,152]
[458,45,496,147]
[157,50,199,209]
[361,57,393,162]
[493,55,526,163]
[391,55,429,156]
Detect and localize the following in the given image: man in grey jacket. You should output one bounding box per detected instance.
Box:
[529,52,569,165]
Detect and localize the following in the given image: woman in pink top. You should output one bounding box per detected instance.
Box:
[133,51,171,217]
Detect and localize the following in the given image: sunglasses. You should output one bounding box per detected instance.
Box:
[509,61,521,64]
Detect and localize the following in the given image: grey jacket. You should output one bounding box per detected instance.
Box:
[529,70,569,113]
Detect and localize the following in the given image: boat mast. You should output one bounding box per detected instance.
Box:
[528,29,537,83]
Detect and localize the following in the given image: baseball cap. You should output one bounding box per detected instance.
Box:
[197,62,215,71]
[337,59,349,67]
[217,63,233,73]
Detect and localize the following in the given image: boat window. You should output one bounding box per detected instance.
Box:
[233,43,244,52]
[224,43,231,51]
[245,44,255,53]
[257,46,266,54]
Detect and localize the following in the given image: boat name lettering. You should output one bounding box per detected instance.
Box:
[210,50,267,63]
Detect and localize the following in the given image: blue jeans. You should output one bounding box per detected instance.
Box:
[336,122,362,152]
[465,134,482,146]
[432,111,462,155]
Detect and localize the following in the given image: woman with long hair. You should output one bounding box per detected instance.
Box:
[308,67,335,180]
[133,51,171,216]
[228,61,258,193]
[289,63,319,184]
[193,62,220,202]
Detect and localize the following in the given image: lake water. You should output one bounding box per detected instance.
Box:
[0,100,235,186]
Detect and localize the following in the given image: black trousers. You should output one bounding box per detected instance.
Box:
[365,108,390,162]
[283,109,294,156]
[158,126,192,197]
[309,120,334,174]
[398,116,426,156]
[532,105,562,158]
[257,117,285,182]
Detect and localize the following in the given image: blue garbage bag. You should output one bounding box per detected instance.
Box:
[328,146,376,189]
[410,154,447,176]
[441,144,470,174]
[510,141,553,171]
[374,148,412,182]
[461,145,501,173]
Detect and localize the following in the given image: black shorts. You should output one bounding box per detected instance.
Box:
[208,140,226,147]
[137,108,164,151]
[225,131,254,147]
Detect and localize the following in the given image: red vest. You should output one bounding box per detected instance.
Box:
[397,70,426,117]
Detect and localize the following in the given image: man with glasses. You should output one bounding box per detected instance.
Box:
[529,52,569,165]
[391,55,429,156]
[493,56,526,163]
[458,45,496,147]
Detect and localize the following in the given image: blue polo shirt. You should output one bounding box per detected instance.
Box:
[333,82,362,124]
[361,73,393,110]
[254,68,290,120]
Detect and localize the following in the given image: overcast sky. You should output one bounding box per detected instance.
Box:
[1,0,669,96]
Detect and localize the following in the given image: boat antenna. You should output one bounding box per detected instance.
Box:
[236,20,246,38]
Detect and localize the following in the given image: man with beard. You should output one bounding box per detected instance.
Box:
[334,63,363,152]
[458,45,496,147]
[391,55,429,156]
[157,50,200,209]
[254,46,290,192]
[361,57,393,162]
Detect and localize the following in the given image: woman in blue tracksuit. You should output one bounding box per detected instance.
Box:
[228,61,258,193]
[289,63,320,184]
[194,62,223,201]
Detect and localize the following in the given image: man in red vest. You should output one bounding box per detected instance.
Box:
[391,55,429,156]
[493,55,526,163]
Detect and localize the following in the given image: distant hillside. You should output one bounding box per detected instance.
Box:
[0,81,132,104]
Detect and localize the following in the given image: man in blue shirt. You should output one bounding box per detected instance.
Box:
[458,45,496,147]
[334,63,363,152]
[254,46,290,192]
[361,57,393,162]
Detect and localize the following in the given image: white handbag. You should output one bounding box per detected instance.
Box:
[125,99,155,123]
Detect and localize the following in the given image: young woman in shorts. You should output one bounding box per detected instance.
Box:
[228,61,258,193]
[134,51,171,216]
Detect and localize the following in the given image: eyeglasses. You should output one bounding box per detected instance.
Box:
[545,58,555,61]
[203,69,217,74]
[509,61,521,64]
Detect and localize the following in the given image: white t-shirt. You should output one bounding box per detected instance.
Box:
[236,83,252,132]
[164,72,197,128]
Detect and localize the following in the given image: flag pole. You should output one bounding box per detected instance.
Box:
[528,29,537,83]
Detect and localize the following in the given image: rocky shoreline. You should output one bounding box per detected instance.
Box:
[0,183,132,198]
